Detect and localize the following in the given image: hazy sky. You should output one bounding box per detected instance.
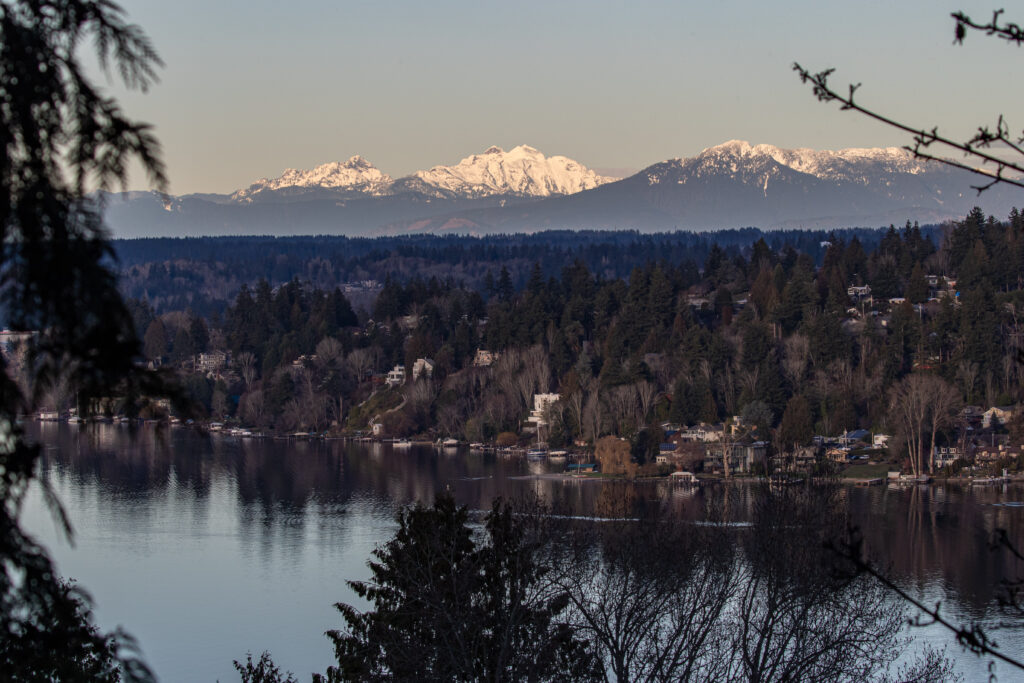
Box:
[99,1,1024,194]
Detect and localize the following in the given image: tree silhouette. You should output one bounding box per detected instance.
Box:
[0,0,169,678]
[795,10,1024,194]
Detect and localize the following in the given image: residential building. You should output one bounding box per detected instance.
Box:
[704,440,766,473]
[412,357,435,381]
[473,348,497,367]
[933,446,964,468]
[526,393,561,426]
[197,351,227,373]
[385,365,406,388]
[847,285,872,300]
[983,406,1014,429]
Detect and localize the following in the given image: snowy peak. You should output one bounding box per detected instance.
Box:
[233,155,393,201]
[683,140,931,182]
[406,144,614,198]
[231,146,611,201]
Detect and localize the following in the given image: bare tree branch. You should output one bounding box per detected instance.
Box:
[792,62,1024,195]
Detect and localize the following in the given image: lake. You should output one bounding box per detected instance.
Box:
[20,422,1024,682]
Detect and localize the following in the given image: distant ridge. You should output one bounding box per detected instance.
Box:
[102,140,1021,238]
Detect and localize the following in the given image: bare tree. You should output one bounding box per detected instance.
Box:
[782,335,811,391]
[236,351,257,391]
[730,486,909,683]
[346,348,375,383]
[583,388,604,443]
[890,375,931,476]
[636,381,658,424]
[890,374,961,475]
[928,378,962,472]
[957,360,979,405]
[606,384,639,435]
[315,337,344,369]
[566,389,585,440]
[556,517,735,683]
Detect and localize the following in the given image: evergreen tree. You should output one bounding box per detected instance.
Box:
[143,320,168,361]
[320,495,596,682]
[905,263,929,304]
[779,395,814,451]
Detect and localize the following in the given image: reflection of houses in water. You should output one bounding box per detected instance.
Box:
[27,422,1024,616]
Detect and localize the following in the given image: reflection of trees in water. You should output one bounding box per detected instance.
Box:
[31,423,1024,612]
[858,485,1024,609]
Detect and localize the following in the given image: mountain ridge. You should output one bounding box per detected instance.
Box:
[102,140,1020,238]
[231,144,613,202]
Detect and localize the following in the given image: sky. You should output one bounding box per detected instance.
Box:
[97,0,1024,195]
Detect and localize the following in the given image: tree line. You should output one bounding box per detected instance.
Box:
[119,208,1024,476]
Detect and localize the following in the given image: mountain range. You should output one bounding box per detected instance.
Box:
[103,141,1021,238]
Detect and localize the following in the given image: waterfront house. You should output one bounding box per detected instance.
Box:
[976,444,1024,462]
[704,439,766,474]
[933,445,964,468]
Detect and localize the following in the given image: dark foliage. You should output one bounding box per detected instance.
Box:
[317,494,597,682]
[0,0,170,678]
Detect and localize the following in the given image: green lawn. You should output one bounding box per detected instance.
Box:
[840,463,890,479]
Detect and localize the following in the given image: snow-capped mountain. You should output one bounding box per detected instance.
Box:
[233,155,393,201]
[644,140,934,193]
[386,140,1018,234]
[394,145,614,199]
[101,140,1019,238]
[230,145,611,202]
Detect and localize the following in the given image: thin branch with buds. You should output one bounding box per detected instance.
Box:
[827,528,1024,674]
[792,63,1024,195]
[794,9,1024,196]
[953,9,1024,46]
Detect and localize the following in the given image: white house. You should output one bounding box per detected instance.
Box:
[847,285,872,300]
[527,393,561,426]
[385,365,406,388]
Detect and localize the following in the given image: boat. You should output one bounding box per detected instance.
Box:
[67,415,83,424]
[441,438,459,448]
[469,442,485,451]
[526,448,548,459]
[548,450,568,459]
[393,439,412,448]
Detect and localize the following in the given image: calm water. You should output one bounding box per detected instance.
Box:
[20,422,1024,682]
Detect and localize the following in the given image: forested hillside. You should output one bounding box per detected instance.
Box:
[100,208,1024,473]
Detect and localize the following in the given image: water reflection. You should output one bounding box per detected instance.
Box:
[21,423,1024,680]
